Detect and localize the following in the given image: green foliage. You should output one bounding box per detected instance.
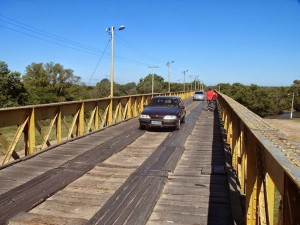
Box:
[1,60,298,119]
[137,73,166,94]
[122,82,138,95]
[218,83,292,117]
[291,80,300,111]
[23,62,83,104]
[95,78,110,97]
[0,61,28,108]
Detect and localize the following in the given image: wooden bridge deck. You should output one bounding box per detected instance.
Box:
[0,101,241,225]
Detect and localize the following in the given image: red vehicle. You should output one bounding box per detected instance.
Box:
[139,96,186,130]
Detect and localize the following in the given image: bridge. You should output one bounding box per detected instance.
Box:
[0,92,299,225]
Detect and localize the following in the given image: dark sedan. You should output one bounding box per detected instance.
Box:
[139,96,186,130]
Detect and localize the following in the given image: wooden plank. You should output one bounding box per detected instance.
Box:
[126,177,166,225]
[0,126,145,224]
[147,108,234,225]
[85,175,145,224]
[6,101,234,225]
[86,102,205,225]
[98,176,154,224]
[19,125,168,224]
[8,212,87,225]
[163,147,185,172]
[149,212,232,225]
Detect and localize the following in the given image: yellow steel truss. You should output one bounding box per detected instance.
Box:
[0,92,191,166]
[218,92,300,225]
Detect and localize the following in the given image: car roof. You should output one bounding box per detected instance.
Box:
[152,96,181,99]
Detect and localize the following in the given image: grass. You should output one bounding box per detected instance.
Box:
[0,116,75,156]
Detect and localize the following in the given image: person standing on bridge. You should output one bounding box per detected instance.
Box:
[206,88,215,111]
[212,89,218,101]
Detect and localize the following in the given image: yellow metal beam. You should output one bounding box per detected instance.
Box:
[56,110,62,143]
[27,109,36,155]
[40,113,58,150]
[2,117,29,164]
[77,103,85,136]
[87,107,97,132]
[246,134,258,225]
[67,110,80,139]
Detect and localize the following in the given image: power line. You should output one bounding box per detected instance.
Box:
[0,24,103,57]
[115,34,165,65]
[1,14,190,82]
[87,39,111,86]
[0,15,104,55]
[114,33,186,78]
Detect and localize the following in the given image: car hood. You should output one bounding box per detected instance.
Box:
[142,107,179,115]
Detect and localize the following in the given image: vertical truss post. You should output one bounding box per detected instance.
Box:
[246,133,258,225]
[77,102,85,136]
[56,110,62,143]
[27,108,36,156]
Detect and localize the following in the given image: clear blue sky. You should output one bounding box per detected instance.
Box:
[1,0,299,86]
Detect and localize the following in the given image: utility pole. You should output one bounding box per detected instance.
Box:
[195,75,199,90]
[148,66,159,94]
[106,25,125,97]
[167,61,174,92]
[106,25,125,125]
[288,92,298,119]
[183,70,188,92]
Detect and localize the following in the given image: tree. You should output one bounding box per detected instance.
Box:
[220,83,285,117]
[95,78,110,98]
[291,80,300,111]
[0,61,28,108]
[137,74,166,94]
[122,82,137,95]
[23,62,83,104]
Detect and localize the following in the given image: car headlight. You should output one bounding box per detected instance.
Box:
[140,114,150,119]
[163,115,177,120]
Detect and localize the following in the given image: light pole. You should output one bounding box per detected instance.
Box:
[183,70,188,92]
[148,66,159,94]
[288,92,298,119]
[195,75,199,90]
[167,61,174,92]
[106,25,125,97]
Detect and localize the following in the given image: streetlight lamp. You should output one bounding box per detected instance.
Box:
[106,25,125,97]
[182,70,188,92]
[288,92,298,119]
[166,61,174,92]
[148,66,159,94]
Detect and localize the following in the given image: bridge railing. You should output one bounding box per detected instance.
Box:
[0,91,193,166]
[218,92,300,225]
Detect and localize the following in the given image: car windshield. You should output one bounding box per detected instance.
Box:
[148,98,179,107]
[195,91,204,94]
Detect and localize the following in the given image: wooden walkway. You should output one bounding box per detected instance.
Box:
[147,110,233,224]
[0,101,241,225]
